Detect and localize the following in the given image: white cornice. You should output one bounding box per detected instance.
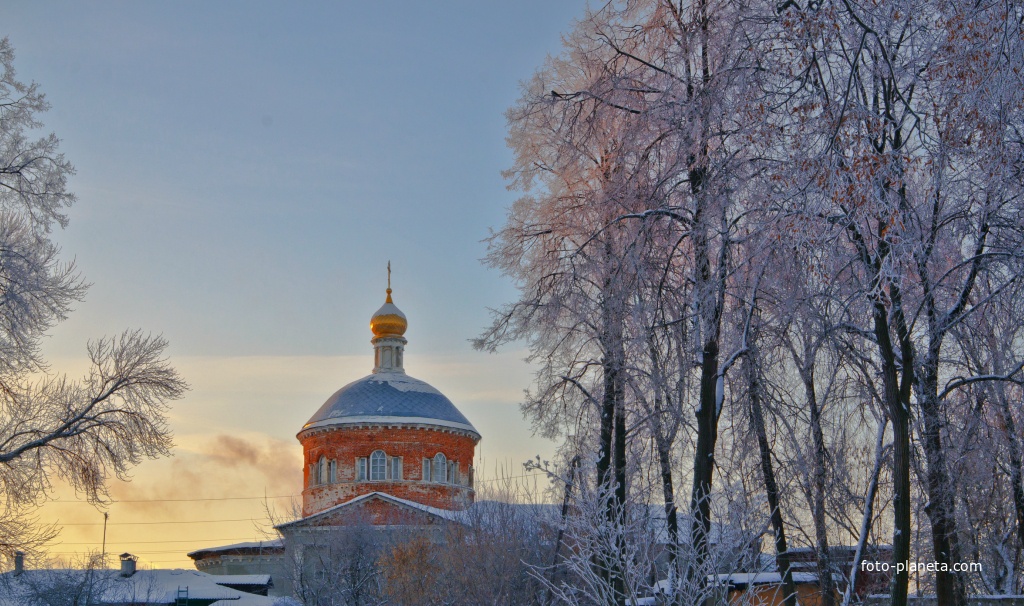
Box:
[298,416,481,441]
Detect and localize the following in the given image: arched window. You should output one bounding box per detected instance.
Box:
[317,456,327,485]
[433,453,447,484]
[370,450,387,481]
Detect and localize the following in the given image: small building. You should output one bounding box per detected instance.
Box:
[711,545,894,606]
[716,571,835,606]
[0,552,290,606]
[187,540,289,597]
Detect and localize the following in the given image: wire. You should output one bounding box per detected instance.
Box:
[474,472,542,484]
[59,518,260,526]
[45,474,541,504]
[50,549,235,555]
[53,538,261,545]
[49,495,299,503]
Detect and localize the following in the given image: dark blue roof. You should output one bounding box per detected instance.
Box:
[303,372,478,435]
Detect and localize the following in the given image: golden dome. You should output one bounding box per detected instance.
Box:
[370,288,408,338]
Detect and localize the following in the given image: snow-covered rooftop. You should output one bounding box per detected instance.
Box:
[0,568,282,606]
[714,571,823,587]
[302,372,479,437]
[187,539,284,559]
[275,490,468,530]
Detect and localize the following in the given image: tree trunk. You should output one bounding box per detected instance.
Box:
[686,162,724,589]
[844,416,888,606]
[872,302,912,606]
[597,252,627,604]
[995,385,1024,553]
[803,364,837,606]
[745,339,798,606]
[688,336,719,580]
[918,354,967,606]
[648,338,681,589]
[545,456,580,606]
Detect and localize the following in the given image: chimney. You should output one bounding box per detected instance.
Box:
[119,553,137,577]
[13,551,24,576]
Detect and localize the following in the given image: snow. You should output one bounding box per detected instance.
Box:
[212,596,299,606]
[715,375,725,416]
[302,371,479,437]
[275,490,468,530]
[364,491,469,522]
[302,414,479,434]
[0,568,275,606]
[187,539,283,558]
[372,302,406,320]
[373,372,443,395]
[714,571,823,587]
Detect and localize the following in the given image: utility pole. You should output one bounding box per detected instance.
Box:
[101,512,108,567]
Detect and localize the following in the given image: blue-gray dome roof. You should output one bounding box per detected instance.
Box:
[302,372,479,437]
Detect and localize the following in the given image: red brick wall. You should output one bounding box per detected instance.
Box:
[299,425,477,517]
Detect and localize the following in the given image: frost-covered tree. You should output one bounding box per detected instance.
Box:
[0,38,186,558]
[481,1,774,599]
[484,1,1024,605]
[762,1,1024,604]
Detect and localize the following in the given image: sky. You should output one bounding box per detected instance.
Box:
[5,1,589,569]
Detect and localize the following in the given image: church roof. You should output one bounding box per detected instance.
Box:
[275,491,467,530]
[301,371,480,438]
[301,276,479,439]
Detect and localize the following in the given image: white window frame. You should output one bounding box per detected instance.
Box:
[357,457,367,481]
[422,458,431,482]
[433,453,447,484]
[317,456,327,485]
[390,456,402,481]
[328,460,336,484]
[370,450,387,481]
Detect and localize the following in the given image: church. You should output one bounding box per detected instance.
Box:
[188,278,481,593]
[282,279,480,524]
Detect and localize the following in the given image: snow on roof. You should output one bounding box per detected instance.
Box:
[0,568,273,606]
[275,490,468,530]
[273,495,756,549]
[212,595,299,606]
[302,373,479,437]
[370,491,470,522]
[714,571,822,587]
[187,539,284,559]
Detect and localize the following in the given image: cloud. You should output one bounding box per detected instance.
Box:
[197,434,301,494]
[105,433,302,517]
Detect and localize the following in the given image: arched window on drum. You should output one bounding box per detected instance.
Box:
[432,453,447,484]
[370,450,387,481]
[317,456,327,485]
